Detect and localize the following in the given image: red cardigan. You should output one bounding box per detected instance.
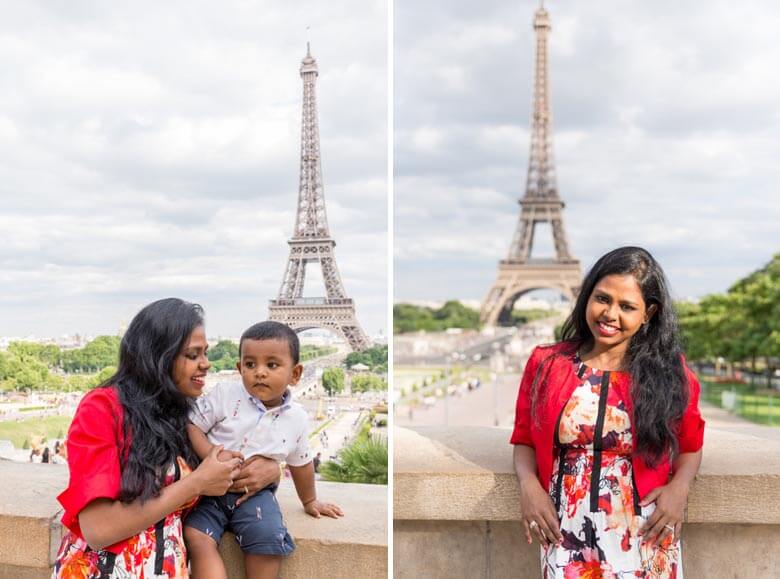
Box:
[510,342,705,501]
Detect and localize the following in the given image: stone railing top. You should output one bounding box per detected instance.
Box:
[394,426,780,525]
[0,461,386,576]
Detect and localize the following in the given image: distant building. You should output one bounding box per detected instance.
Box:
[0,333,94,351]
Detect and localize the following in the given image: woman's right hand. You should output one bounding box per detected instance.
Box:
[519,476,563,548]
[193,445,242,496]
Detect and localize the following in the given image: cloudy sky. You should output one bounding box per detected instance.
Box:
[0,0,387,338]
[394,0,780,305]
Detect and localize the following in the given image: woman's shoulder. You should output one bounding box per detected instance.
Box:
[75,386,123,421]
[79,384,119,404]
[529,341,577,363]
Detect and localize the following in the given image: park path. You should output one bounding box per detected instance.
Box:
[699,401,780,441]
[395,372,780,443]
[308,410,361,461]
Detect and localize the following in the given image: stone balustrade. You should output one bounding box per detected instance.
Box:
[0,462,386,578]
[394,426,780,578]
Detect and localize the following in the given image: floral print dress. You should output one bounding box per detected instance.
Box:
[541,358,681,578]
[52,457,198,578]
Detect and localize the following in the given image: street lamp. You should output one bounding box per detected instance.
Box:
[444,351,462,427]
[490,342,504,427]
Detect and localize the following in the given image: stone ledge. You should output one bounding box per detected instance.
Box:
[393,426,780,525]
[0,462,386,578]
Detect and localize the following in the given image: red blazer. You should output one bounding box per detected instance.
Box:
[58,387,129,554]
[510,342,705,501]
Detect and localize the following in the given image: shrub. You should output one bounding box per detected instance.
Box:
[319,435,387,485]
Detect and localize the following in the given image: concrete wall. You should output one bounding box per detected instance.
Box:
[0,462,386,578]
[394,426,780,579]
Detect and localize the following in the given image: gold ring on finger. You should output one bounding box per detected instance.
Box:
[244,486,249,494]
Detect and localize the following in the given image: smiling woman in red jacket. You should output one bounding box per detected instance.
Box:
[52,298,281,578]
[511,247,705,578]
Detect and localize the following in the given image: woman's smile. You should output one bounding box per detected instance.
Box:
[596,321,621,337]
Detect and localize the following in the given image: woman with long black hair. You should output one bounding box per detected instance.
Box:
[53,298,280,577]
[511,247,705,578]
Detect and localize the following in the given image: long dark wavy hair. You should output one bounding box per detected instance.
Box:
[100,298,202,503]
[535,246,688,466]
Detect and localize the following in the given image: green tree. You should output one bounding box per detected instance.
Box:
[345,344,388,373]
[678,254,780,383]
[319,435,387,484]
[61,336,121,373]
[394,301,481,333]
[0,351,8,381]
[8,342,60,366]
[321,367,345,395]
[207,339,239,372]
[301,345,338,361]
[6,359,48,391]
[209,339,239,361]
[728,257,780,383]
[88,366,117,389]
[351,374,387,393]
[66,375,90,392]
[510,308,555,325]
[434,300,481,329]
[45,373,66,391]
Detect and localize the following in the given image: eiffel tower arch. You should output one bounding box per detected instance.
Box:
[481,3,581,327]
[268,44,370,352]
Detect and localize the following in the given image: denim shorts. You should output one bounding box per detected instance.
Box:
[184,486,295,556]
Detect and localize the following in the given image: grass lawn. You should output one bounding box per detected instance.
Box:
[0,415,72,448]
[701,380,780,426]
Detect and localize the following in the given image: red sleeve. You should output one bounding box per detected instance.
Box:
[58,388,124,532]
[677,365,705,453]
[510,347,542,446]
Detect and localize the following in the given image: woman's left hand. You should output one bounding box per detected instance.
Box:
[639,481,689,546]
[230,455,281,506]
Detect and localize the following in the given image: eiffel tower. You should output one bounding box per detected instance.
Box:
[481,2,581,327]
[268,44,370,351]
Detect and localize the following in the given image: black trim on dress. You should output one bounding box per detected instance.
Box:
[590,370,611,512]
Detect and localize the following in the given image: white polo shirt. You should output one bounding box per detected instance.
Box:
[189,381,312,467]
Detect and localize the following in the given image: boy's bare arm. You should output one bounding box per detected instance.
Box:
[187,423,244,464]
[288,461,344,519]
[186,423,214,460]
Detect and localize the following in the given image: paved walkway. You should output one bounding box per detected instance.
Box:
[700,401,780,441]
[309,410,362,461]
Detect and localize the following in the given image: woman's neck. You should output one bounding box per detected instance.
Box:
[579,342,628,372]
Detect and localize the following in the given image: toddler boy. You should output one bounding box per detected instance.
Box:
[185,321,343,578]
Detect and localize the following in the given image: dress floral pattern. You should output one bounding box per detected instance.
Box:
[542,358,681,578]
[53,457,198,578]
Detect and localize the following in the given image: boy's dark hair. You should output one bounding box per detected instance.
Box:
[240,321,300,364]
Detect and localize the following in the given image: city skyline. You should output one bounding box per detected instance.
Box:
[0,1,387,338]
[395,0,780,304]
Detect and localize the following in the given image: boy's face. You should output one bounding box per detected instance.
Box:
[236,338,303,407]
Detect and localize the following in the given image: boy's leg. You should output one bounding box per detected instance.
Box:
[184,526,228,579]
[244,553,282,579]
[184,494,231,579]
[230,488,295,579]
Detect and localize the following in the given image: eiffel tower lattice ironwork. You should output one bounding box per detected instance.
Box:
[268,44,370,351]
[480,2,581,327]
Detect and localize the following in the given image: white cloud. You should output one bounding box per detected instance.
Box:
[0,0,387,337]
[395,0,780,305]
